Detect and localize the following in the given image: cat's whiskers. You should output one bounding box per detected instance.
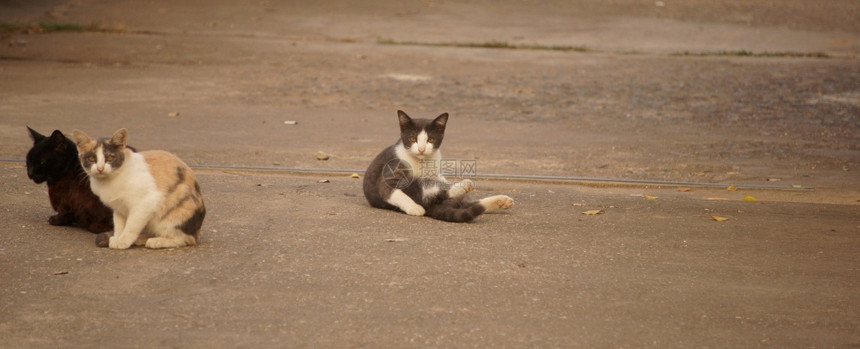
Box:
[75,170,90,185]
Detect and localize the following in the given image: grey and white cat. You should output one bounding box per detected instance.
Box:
[363,110,513,222]
[72,128,205,249]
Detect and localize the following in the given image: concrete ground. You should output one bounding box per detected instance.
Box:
[0,0,858,347]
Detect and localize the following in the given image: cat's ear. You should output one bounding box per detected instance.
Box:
[27,126,46,143]
[48,130,68,151]
[110,128,128,148]
[433,113,449,129]
[397,110,412,128]
[71,129,92,148]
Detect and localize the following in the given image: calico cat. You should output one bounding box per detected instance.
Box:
[363,110,513,222]
[26,127,113,233]
[72,128,206,249]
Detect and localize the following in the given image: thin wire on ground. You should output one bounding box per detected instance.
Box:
[0,159,812,190]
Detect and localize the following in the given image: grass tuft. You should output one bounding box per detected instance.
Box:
[672,50,829,59]
[378,38,590,53]
[378,38,830,59]
[0,22,126,34]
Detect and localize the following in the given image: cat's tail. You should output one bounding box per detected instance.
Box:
[424,199,486,223]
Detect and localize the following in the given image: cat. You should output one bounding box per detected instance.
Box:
[363,110,513,222]
[71,128,206,249]
[26,127,113,234]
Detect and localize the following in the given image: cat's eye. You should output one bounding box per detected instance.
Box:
[106,154,115,162]
[427,137,435,143]
[87,155,96,162]
[409,137,417,143]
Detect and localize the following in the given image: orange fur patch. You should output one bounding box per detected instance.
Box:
[141,150,205,239]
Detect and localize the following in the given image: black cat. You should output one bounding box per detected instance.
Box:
[26,127,113,233]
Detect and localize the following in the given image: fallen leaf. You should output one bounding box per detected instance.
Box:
[707,197,730,201]
[384,238,408,242]
[53,271,69,276]
[317,179,331,183]
[710,215,729,222]
[582,209,603,215]
[727,185,737,191]
[678,188,692,192]
[315,151,331,161]
[167,112,180,117]
[644,195,658,200]
[283,120,298,125]
[350,173,360,179]
[767,177,781,182]
[743,195,756,202]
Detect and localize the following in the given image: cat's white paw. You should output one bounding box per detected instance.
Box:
[109,236,132,250]
[145,237,186,249]
[459,179,475,192]
[497,196,514,209]
[481,195,514,212]
[449,179,475,198]
[404,204,426,216]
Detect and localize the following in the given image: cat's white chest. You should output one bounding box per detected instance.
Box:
[90,153,159,215]
[395,145,445,181]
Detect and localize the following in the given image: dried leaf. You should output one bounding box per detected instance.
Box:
[678,187,692,192]
[283,120,298,125]
[707,197,730,201]
[743,195,756,202]
[644,195,658,200]
[384,238,408,242]
[315,151,331,161]
[317,179,331,183]
[582,209,603,215]
[710,215,729,222]
[350,173,360,179]
[727,185,737,191]
[767,177,781,182]
[167,112,180,117]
